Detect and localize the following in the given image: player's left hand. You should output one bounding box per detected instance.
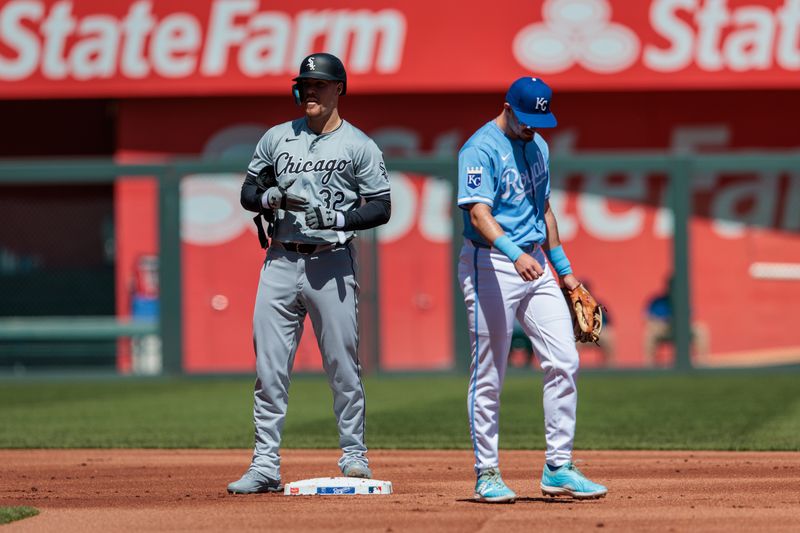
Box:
[562,274,581,291]
[305,205,338,229]
[562,283,604,344]
[283,191,309,211]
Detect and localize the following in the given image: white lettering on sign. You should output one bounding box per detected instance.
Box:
[152,13,201,78]
[0,0,406,81]
[579,172,649,241]
[514,0,800,75]
[120,1,155,78]
[645,0,800,72]
[0,1,42,80]
[555,169,797,242]
[376,173,452,244]
[179,123,796,248]
[419,179,453,243]
[377,173,416,243]
[711,173,781,238]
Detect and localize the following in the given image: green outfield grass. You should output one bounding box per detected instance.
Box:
[0,373,798,450]
[0,506,39,525]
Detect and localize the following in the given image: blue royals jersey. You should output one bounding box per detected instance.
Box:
[457,121,551,247]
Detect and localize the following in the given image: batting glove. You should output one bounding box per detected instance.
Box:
[263,187,284,209]
[305,206,338,229]
[262,187,309,211]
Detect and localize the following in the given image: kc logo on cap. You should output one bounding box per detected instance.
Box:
[506,77,557,128]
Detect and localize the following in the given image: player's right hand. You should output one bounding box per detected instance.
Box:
[264,187,284,210]
[263,187,309,211]
[514,254,545,281]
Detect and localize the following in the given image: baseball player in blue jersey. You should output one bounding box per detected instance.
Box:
[457,77,607,503]
[229,52,391,494]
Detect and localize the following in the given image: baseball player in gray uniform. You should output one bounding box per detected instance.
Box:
[229,52,391,494]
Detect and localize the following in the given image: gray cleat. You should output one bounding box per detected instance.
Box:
[227,469,283,494]
[342,460,372,479]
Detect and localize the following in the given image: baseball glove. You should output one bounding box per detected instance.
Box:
[562,284,604,344]
[255,164,278,192]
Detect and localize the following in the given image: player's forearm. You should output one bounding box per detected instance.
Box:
[542,202,562,251]
[240,172,267,213]
[542,201,575,280]
[340,194,391,230]
[469,203,505,243]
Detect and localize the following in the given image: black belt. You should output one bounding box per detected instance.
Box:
[470,239,538,254]
[277,241,348,255]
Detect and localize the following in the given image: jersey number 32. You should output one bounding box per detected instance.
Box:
[321,188,345,210]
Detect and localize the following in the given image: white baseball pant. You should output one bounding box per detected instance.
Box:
[458,240,579,473]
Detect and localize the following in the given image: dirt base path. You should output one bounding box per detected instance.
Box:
[2,450,799,532]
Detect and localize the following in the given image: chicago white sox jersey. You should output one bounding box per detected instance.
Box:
[457,121,551,248]
[247,118,390,244]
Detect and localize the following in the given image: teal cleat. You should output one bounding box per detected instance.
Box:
[474,468,516,503]
[540,462,607,499]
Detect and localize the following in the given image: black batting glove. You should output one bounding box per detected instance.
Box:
[305,206,338,229]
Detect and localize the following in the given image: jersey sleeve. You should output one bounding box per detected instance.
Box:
[354,139,391,199]
[246,129,276,179]
[457,145,495,209]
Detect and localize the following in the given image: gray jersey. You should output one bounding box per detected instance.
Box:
[247,118,390,244]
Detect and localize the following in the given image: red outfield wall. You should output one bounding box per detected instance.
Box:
[114,91,800,372]
[2,0,797,370]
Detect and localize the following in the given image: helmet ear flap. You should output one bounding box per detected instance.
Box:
[292,83,302,105]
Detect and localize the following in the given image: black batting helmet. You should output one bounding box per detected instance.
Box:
[293,53,347,95]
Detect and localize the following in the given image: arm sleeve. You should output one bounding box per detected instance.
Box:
[457,146,495,210]
[354,139,391,199]
[341,194,391,231]
[240,172,265,213]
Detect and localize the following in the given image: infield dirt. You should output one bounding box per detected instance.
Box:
[1,450,799,532]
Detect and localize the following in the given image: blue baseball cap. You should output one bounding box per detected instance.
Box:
[506,77,557,129]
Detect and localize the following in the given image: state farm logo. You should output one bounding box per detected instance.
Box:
[514,0,800,75]
[0,0,407,81]
[513,0,639,74]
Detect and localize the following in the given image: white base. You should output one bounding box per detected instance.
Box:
[284,477,393,496]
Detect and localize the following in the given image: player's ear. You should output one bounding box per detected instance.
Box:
[337,82,343,95]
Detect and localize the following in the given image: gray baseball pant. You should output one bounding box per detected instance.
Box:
[248,243,367,480]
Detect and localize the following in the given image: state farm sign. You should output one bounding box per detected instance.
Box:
[0,0,405,81]
[646,0,800,71]
[0,0,797,98]
[515,0,800,74]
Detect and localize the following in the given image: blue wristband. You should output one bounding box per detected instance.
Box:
[546,245,573,276]
[493,235,524,262]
